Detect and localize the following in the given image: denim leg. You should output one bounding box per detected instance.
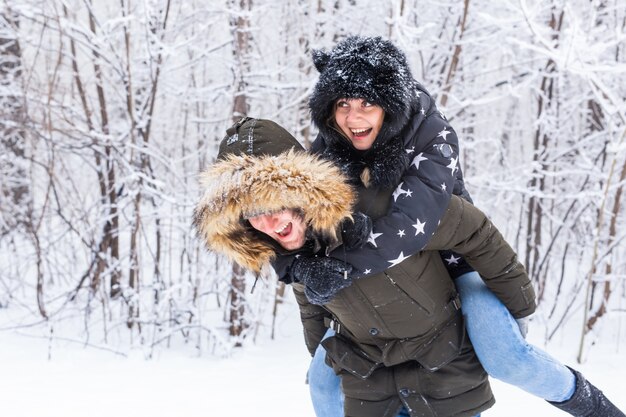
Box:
[455,271,576,402]
[308,328,344,417]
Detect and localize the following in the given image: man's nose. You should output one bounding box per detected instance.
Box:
[259,213,279,232]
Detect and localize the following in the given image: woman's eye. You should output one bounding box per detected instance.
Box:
[362,101,373,107]
[336,101,348,108]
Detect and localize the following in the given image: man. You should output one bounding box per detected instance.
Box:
[194,117,623,417]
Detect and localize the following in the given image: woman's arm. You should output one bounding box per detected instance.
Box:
[328,114,466,278]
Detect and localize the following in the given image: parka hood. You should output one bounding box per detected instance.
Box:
[194,127,355,273]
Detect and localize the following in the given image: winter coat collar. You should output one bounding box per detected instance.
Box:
[316,130,410,188]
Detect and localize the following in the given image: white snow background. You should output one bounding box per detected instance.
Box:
[1,290,624,417]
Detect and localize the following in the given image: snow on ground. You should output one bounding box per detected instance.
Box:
[1,296,624,417]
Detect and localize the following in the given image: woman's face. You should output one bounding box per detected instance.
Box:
[334,98,385,151]
[248,209,307,250]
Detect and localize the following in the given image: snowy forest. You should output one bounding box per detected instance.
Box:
[0,0,625,364]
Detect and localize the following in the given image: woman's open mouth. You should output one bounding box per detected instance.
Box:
[351,128,372,138]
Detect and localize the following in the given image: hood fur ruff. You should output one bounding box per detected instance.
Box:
[194,149,355,273]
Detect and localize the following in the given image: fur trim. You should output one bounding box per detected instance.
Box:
[318,133,410,187]
[194,150,355,272]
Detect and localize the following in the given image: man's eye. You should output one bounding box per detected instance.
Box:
[336,101,348,108]
[363,101,374,107]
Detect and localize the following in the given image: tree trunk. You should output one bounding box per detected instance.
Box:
[439,0,470,108]
[63,4,121,297]
[227,0,253,345]
[526,9,564,301]
[0,6,30,233]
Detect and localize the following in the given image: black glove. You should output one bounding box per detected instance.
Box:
[340,212,372,250]
[290,256,354,305]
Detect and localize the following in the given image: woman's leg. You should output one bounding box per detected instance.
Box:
[455,271,576,402]
[308,328,344,417]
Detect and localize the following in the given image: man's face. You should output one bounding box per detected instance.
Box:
[248,209,307,250]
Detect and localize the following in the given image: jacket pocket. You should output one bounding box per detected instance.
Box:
[321,334,382,380]
[420,324,488,399]
[383,270,435,316]
[322,335,394,402]
[410,311,465,371]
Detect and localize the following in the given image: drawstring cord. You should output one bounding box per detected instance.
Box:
[250,275,259,294]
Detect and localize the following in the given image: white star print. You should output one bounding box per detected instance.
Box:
[406,146,415,154]
[447,156,458,175]
[438,128,451,141]
[420,108,426,115]
[393,182,409,201]
[411,153,428,170]
[445,254,461,265]
[397,230,405,237]
[388,251,411,267]
[364,269,372,275]
[404,189,413,198]
[368,231,383,247]
[416,91,421,98]
[413,219,426,236]
[441,183,447,191]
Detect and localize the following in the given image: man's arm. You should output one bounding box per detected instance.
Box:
[292,283,331,356]
[426,195,536,319]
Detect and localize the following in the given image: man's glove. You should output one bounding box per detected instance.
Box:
[516,316,530,339]
[291,256,353,305]
[340,212,372,250]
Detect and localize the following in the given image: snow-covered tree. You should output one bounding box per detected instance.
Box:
[0,0,624,360]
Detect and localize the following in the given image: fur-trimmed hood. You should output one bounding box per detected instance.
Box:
[193,149,355,273]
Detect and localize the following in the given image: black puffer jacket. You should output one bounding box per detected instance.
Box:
[308,36,473,281]
[311,85,473,280]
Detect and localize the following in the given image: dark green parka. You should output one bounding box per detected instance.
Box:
[293,187,535,417]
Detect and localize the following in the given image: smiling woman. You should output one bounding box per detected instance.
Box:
[334,98,385,151]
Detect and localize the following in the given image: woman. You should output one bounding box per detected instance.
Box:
[304,35,623,417]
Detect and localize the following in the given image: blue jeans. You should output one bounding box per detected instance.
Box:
[307,271,575,417]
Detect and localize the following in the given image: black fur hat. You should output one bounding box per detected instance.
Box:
[309,36,419,146]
